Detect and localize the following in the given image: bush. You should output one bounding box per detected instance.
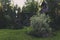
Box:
[4,15,15,29]
[30,13,53,37]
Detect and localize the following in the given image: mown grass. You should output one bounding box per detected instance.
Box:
[0,27,60,40]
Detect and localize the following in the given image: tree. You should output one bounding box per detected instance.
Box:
[46,0,60,30]
[1,0,15,28]
[13,5,23,29]
[22,0,42,26]
[22,0,39,14]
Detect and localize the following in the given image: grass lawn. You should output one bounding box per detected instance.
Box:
[0,27,60,40]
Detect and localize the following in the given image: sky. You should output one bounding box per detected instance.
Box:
[12,0,26,8]
[12,0,43,9]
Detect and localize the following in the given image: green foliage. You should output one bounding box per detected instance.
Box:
[22,0,42,26]
[46,0,60,30]
[30,13,53,37]
[30,13,51,30]
[22,0,40,13]
[4,15,12,21]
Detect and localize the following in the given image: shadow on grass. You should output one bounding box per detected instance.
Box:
[25,31,56,38]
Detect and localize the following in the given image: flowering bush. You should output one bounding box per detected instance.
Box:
[30,13,53,37]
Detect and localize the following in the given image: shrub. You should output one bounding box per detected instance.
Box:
[30,13,53,37]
